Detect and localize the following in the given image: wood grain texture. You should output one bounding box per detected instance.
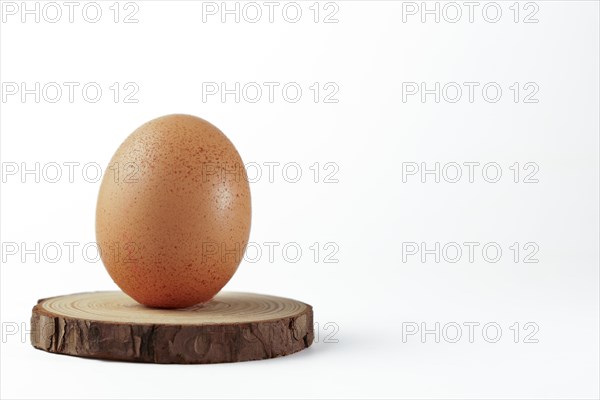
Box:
[31,291,313,364]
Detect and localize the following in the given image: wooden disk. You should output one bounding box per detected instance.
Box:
[31,291,313,364]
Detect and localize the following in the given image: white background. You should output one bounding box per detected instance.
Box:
[1,1,599,399]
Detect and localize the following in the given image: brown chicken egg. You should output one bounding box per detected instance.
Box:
[95,114,251,308]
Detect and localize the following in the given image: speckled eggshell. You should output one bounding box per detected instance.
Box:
[96,114,251,308]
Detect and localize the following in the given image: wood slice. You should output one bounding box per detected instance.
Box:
[31,291,313,364]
